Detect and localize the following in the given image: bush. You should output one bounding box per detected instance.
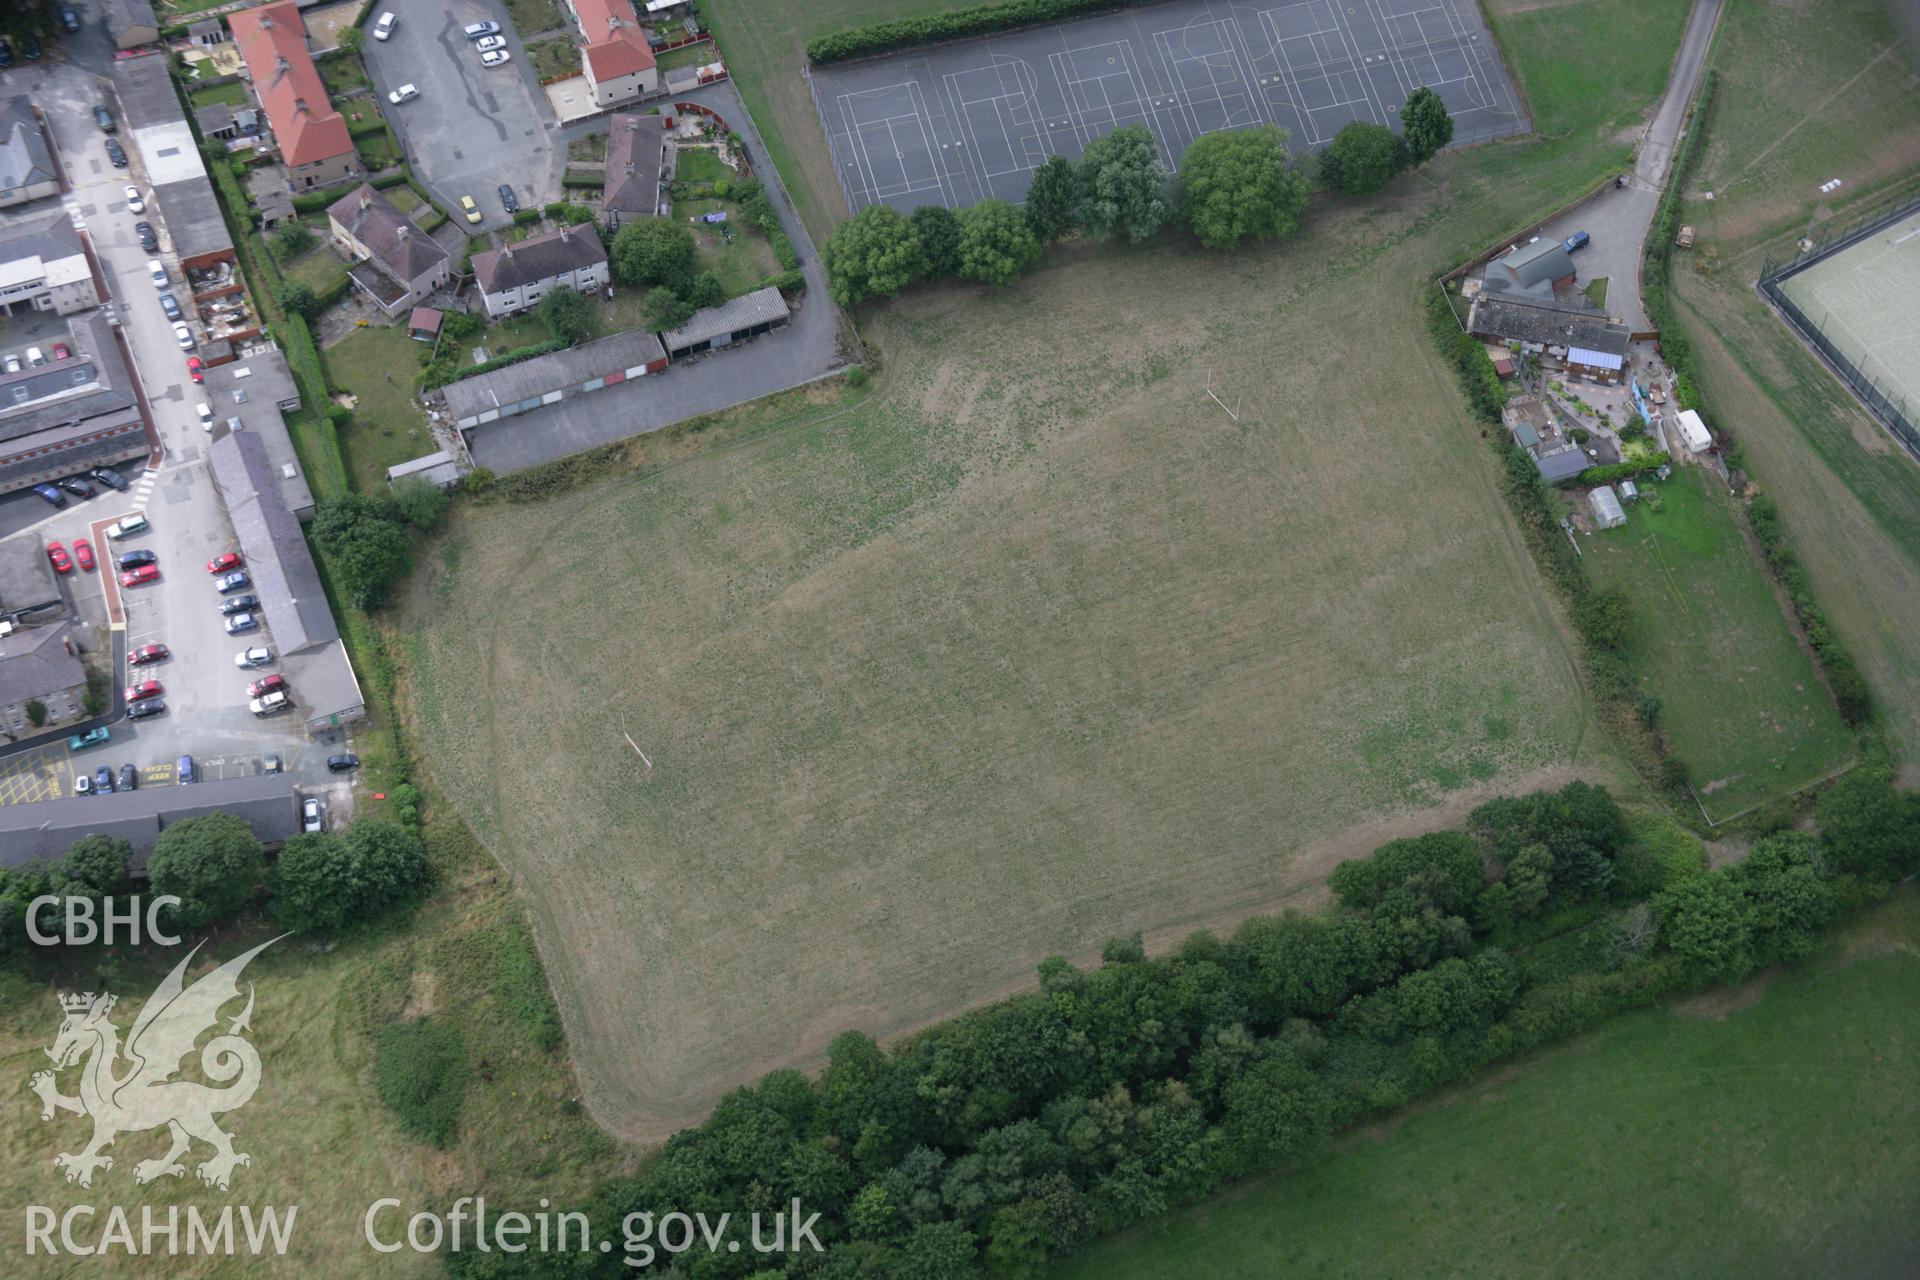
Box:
[24,699,44,727]
[311,493,414,610]
[807,0,1158,63]
[268,220,316,263]
[269,820,431,932]
[375,1019,467,1147]
[1576,454,1669,487]
[845,365,869,389]
[147,814,265,929]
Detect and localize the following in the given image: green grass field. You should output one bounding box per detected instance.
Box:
[1581,468,1853,820]
[324,325,438,494]
[1666,0,1920,766]
[1054,886,1920,1279]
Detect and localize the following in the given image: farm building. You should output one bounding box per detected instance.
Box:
[660,287,790,360]
[1565,345,1625,384]
[1676,409,1712,452]
[1485,238,1576,296]
[1468,295,1629,384]
[1589,485,1627,529]
[443,327,668,432]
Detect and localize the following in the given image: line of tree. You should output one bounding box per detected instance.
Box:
[311,482,448,611]
[824,94,1453,309]
[443,772,1918,1279]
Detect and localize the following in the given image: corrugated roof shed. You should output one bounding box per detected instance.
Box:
[442,327,666,422]
[660,286,789,351]
[1503,238,1575,287]
[1567,346,1623,371]
[208,430,335,654]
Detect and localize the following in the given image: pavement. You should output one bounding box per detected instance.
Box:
[360,0,561,232]
[466,80,846,475]
[0,26,356,811]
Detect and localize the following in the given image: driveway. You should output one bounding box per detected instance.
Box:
[467,80,846,474]
[360,0,560,231]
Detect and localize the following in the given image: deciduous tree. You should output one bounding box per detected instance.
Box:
[312,493,413,609]
[148,814,265,928]
[956,198,1041,286]
[1320,120,1406,195]
[1176,126,1308,250]
[645,286,694,332]
[1076,125,1168,242]
[910,205,962,280]
[537,286,592,344]
[1400,86,1454,165]
[269,820,432,933]
[824,204,924,305]
[1654,872,1755,982]
[1022,156,1079,243]
[611,218,697,289]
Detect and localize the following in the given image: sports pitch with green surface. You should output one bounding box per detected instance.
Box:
[1778,206,1920,423]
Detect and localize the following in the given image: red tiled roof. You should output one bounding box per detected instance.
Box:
[575,0,656,82]
[229,1,354,169]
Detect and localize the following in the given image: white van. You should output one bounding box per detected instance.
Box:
[25,346,45,366]
[373,12,396,40]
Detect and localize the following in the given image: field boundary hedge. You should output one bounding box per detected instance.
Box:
[806,0,1142,64]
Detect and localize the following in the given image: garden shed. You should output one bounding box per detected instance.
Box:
[1588,485,1627,529]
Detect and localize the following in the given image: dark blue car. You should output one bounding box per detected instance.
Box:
[32,484,66,507]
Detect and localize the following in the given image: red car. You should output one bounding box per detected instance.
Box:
[129,643,170,666]
[46,541,72,574]
[73,538,94,572]
[186,356,204,384]
[247,673,288,698]
[207,551,243,574]
[124,680,163,702]
[52,342,71,360]
[120,564,159,588]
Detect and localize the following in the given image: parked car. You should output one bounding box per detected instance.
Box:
[26,346,45,366]
[159,291,182,322]
[460,195,481,225]
[74,773,91,797]
[117,549,157,570]
[31,484,66,507]
[186,355,204,384]
[374,11,397,40]
[146,259,167,288]
[57,476,93,497]
[327,752,361,773]
[94,105,115,132]
[126,699,166,720]
[125,680,163,702]
[173,323,195,350]
[124,186,145,214]
[207,551,243,574]
[45,541,72,574]
[388,84,420,106]
[249,690,289,716]
[106,512,147,538]
[119,764,138,792]
[136,222,158,251]
[73,538,94,571]
[91,467,129,492]
[216,570,251,594]
[106,138,127,167]
[69,727,109,751]
[51,342,70,360]
[1563,230,1591,253]
[248,674,287,698]
[94,767,115,795]
[120,564,160,588]
[129,643,170,666]
[225,613,259,635]
[235,646,273,668]
[60,8,81,34]
[481,49,512,67]
[499,183,518,213]
[220,593,260,617]
[302,797,323,833]
[264,754,284,774]
[177,754,195,784]
[475,34,506,51]
[463,20,501,39]
[2,353,18,372]
[196,403,214,430]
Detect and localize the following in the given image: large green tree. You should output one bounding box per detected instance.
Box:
[824,204,924,306]
[1319,120,1406,195]
[311,493,413,610]
[63,835,133,897]
[1176,126,1308,250]
[1076,124,1168,243]
[1400,86,1454,165]
[148,814,265,929]
[1022,156,1079,243]
[1654,872,1755,982]
[1816,769,1920,880]
[910,205,962,280]
[537,287,592,344]
[645,286,694,332]
[269,820,432,933]
[956,198,1042,286]
[610,218,697,289]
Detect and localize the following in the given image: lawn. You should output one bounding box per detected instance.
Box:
[318,52,369,97]
[528,36,577,82]
[1584,276,1610,308]
[676,195,780,296]
[675,146,736,186]
[655,39,717,74]
[1054,887,1920,1280]
[567,132,607,164]
[354,126,403,172]
[1582,466,1853,820]
[187,79,250,109]
[502,0,565,40]
[1665,0,1920,763]
[323,324,438,494]
[283,243,349,295]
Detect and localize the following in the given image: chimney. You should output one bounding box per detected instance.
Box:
[294,97,309,116]
[359,190,372,212]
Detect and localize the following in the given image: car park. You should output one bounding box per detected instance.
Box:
[207,551,243,574]
[58,476,93,498]
[94,766,115,795]
[125,680,163,702]
[120,564,160,588]
[174,323,196,350]
[186,356,204,384]
[220,593,260,617]
[74,539,94,571]
[130,643,170,666]
[119,764,138,792]
[374,11,397,39]
[225,613,259,635]
[177,755,195,783]
[302,797,323,833]
[117,549,157,570]
[248,674,288,698]
[236,646,273,668]
[463,20,501,39]
[126,699,166,720]
[124,187,145,214]
[70,727,109,751]
[461,195,481,225]
[106,512,147,538]
[328,752,361,773]
[106,138,127,167]
[32,484,66,507]
[46,541,72,574]
[481,49,512,67]
[249,690,290,716]
[94,105,115,132]
[159,292,182,322]
[476,34,506,52]
[216,570,251,594]
[499,184,519,213]
[388,84,420,105]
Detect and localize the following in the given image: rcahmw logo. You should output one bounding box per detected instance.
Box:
[22,937,298,1258]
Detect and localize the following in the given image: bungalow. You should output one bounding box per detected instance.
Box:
[230,1,360,191]
[568,0,660,109]
[0,99,60,209]
[1502,393,1588,484]
[326,184,451,317]
[469,223,608,319]
[603,112,670,227]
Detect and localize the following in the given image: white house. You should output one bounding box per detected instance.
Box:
[569,0,660,108]
[469,224,608,318]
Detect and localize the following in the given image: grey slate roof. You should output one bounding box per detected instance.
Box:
[0,311,140,449]
[0,209,84,274]
[108,51,181,130]
[0,99,56,195]
[442,327,666,421]
[1468,296,1630,356]
[154,174,232,262]
[660,286,789,351]
[0,774,299,870]
[203,349,315,520]
[328,184,449,283]
[101,0,161,40]
[0,623,84,706]
[1535,446,1589,482]
[208,430,335,655]
[603,112,667,215]
[0,536,62,617]
[471,224,606,295]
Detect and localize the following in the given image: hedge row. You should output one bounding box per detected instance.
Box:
[275,314,331,409]
[371,168,412,191]
[561,171,604,190]
[807,0,1141,63]
[761,267,806,293]
[293,189,337,215]
[735,179,798,269]
[1577,453,1669,487]
[1745,494,1872,724]
[425,338,569,390]
[1642,71,1716,412]
[1425,288,1509,425]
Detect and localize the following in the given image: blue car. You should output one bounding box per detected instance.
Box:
[216,571,251,594]
[1563,230,1591,253]
[94,766,115,795]
[32,484,66,507]
[177,754,195,784]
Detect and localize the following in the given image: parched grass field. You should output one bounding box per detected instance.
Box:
[1666,0,1920,767]
[1054,887,1920,1279]
[1582,468,1853,821]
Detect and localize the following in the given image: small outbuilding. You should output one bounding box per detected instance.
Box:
[1619,479,1640,503]
[659,286,790,360]
[1676,408,1712,452]
[408,307,443,342]
[1589,485,1627,530]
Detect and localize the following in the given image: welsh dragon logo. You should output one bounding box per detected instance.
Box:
[28,938,280,1191]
